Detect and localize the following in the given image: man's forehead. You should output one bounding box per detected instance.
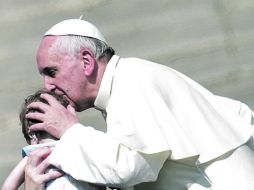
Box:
[39,36,58,51]
[37,37,60,62]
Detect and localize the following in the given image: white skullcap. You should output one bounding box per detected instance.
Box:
[44,18,107,43]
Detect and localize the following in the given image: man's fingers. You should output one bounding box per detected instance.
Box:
[28,122,46,132]
[26,112,44,121]
[40,93,60,106]
[27,101,49,112]
[67,105,76,115]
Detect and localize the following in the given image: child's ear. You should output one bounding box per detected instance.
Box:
[29,132,39,145]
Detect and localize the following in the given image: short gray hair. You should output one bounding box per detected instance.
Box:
[52,35,115,61]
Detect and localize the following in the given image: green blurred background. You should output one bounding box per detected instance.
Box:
[1,0,254,188]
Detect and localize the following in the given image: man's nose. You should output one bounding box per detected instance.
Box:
[44,77,56,91]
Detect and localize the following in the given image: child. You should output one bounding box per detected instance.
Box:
[1,90,106,190]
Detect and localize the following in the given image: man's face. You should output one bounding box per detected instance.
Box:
[36,36,89,111]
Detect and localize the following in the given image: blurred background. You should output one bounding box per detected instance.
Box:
[0,0,254,188]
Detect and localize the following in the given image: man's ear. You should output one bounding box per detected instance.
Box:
[81,49,96,77]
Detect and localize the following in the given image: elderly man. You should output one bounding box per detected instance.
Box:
[25,18,254,190]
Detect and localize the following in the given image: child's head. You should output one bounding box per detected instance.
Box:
[20,90,69,145]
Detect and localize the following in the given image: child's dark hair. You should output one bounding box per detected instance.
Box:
[20,90,69,144]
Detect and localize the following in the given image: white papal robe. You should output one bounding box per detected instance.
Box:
[49,55,254,189]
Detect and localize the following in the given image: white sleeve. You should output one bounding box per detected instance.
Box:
[49,123,169,188]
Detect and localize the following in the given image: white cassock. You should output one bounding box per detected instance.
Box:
[49,55,254,190]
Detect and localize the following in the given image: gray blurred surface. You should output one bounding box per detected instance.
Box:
[0,0,254,188]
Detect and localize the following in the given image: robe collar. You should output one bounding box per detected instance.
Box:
[94,55,120,111]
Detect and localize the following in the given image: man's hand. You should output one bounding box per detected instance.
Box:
[25,147,62,190]
[26,93,79,139]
